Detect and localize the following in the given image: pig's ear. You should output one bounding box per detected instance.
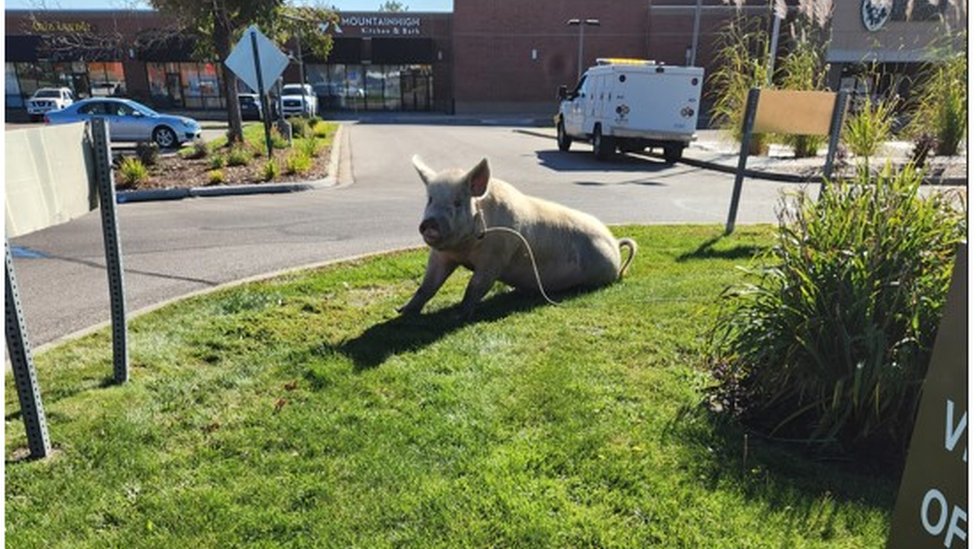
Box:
[467,158,490,198]
[412,155,437,185]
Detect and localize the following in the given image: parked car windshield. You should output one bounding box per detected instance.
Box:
[34,89,62,98]
[125,101,160,117]
[282,85,309,95]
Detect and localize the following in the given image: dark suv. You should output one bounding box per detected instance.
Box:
[238,93,263,121]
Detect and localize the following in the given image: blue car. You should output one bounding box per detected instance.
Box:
[44,97,202,149]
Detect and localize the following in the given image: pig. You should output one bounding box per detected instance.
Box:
[399,155,637,318]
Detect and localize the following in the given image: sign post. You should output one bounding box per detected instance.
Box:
[91,118,129,384]
[225,25,289,159]
[5,240,51,459]
[725,88,846,234]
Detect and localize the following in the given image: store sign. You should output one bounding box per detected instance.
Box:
[340,15,422,36]
[860,0,891,31]
[887,244,968,549]
[31,20,93,34]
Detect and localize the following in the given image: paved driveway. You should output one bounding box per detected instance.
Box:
[10,122,815,348]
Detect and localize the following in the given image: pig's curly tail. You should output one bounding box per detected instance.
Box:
[618,238,637,279]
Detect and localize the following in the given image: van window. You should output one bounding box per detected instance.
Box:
[571,75,587,98]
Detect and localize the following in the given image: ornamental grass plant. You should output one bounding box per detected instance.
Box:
[709,164,965,465]
[118,156,149,187]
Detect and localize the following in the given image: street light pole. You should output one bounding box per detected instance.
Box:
[567,18,600,82]
[689,0,703,66]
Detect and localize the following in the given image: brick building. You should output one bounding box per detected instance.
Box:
[4,1,964,119]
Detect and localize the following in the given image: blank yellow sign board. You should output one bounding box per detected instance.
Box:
[754,90,836,136]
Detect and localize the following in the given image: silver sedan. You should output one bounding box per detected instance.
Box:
[44,97,202,149]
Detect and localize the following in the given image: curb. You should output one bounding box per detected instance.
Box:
[31,244,422,356]
[115,124,346,204]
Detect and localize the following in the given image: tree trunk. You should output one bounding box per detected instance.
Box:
[213,6,243,144]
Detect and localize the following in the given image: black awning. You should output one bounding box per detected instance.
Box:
[6,35,42,62]
[134,31,198,62]
[324,38,364,64]
[371,38,434,64]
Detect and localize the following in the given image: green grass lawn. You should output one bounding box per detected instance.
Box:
[5,225,895,547]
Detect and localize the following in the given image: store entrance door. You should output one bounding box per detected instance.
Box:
[65,72,91,99]
[165,72,184,108]
[400,68,431,111]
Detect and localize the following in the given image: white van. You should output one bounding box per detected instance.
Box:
[554,59,704,162]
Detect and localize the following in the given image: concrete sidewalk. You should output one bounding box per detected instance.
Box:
[683,129,967,186]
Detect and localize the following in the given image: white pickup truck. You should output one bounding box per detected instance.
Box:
[26,87,75,122]
[555,59,704,162]
[280,83,318,117]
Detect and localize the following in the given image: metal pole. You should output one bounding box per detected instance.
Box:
[91,118,129,384]
[821,90,850,193]
[767,13,782,85]
[725,88,761,235]
[690,0,703,66]
[251,29,274,159]
[296,32,305,87]
[5,240,52,459]
[577,23,585,82]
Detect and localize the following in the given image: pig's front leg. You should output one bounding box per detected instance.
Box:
[398,251,458,315]
[457,267,503,319]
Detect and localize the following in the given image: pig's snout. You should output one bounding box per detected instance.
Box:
[419,217,443,244]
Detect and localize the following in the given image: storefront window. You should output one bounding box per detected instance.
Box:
[6,63,23,108]
[87,62,126,96]
[384,66,402,111]
[147,61,224,110]
[304,63,431,112]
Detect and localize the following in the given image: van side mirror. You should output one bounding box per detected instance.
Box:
[558,85,568,100]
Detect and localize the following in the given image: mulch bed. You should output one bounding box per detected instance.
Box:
[114,141,331,191]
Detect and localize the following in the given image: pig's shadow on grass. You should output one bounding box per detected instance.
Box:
[338,290,554,371]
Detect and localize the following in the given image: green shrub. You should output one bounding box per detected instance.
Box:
[207,169,225,185]
[178,139,209,160]
[287,116,310,139]
[118,156,149,187]
[308,114,322,127]
[313,123,332,139]
[227,145,251,167]
[709,164,965,460]
[262,159,281,182]
[297,137,321,158]
[209,154,226,169]
[843,96,897,159]
[270,127,289,149]
[284,150,312,175]
[911,52,966,156]
[135,141,160,166]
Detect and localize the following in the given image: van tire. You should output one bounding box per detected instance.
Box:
[592,126,614,161]
[663,143,684,163]
[556,121,572,151]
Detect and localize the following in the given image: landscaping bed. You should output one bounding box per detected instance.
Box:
[114,119,338,191]
[5,225,895,547]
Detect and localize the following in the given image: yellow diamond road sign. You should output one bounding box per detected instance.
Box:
[224,25,289,94]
